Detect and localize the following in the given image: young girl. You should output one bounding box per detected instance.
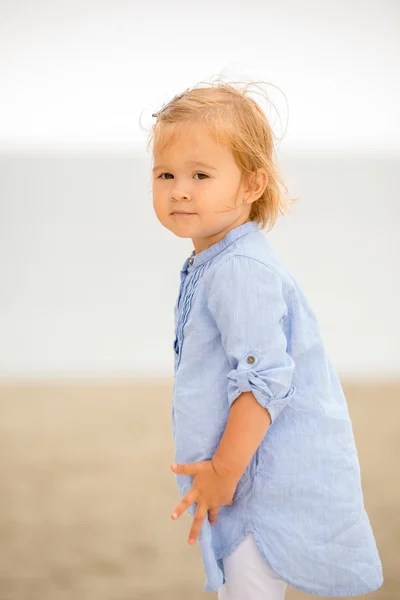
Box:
[149,80,384,598]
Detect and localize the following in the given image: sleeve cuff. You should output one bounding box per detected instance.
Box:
[226,351,296,423]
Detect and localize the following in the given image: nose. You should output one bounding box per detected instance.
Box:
[169,177,192,201]
[172,190,191,202]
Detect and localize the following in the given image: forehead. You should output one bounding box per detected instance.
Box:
[153,122,229,161]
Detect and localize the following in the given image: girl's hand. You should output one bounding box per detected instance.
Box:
[169,459,240,545]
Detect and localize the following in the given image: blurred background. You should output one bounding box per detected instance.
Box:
[0,1,399,599]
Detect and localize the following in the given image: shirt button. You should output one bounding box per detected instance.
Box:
[189,257,194,265]
[247,355,256,364]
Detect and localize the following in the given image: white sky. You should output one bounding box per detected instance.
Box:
[0,0,399,153]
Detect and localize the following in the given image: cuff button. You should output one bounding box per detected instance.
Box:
[246,355,256,364]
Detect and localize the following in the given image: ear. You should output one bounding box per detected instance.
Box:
[244,168,269,204]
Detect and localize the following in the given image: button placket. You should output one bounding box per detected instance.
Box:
[173,258,193,361]
[176,265,204,370]
[176,278,196,368]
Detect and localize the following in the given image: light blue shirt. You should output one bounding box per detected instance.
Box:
[172,220,383,595]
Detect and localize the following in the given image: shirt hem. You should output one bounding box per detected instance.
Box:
[249,526,384,597]
[209,524,383,596]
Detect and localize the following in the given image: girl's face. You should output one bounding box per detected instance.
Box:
[152,124,258,254]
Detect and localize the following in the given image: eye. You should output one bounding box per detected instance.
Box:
[158,172,209,180]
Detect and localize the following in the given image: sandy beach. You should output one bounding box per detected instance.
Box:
[0,380,398,599]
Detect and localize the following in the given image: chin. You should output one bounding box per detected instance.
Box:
[158,219,192,238]
[170,229,193,239]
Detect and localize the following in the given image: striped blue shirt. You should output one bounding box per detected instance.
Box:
[172,220,383,595]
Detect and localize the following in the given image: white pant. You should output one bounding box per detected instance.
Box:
[217,533,288,600]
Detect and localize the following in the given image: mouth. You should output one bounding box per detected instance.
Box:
[171,211,196,216]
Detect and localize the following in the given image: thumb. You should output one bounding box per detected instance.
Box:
[170,462,188,474]
[170,462,200,475]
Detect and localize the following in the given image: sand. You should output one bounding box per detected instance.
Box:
[0,380,398,599]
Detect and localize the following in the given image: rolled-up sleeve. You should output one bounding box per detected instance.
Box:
[207,255,296,423]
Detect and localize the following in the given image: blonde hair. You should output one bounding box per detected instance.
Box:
[144,78,298,232]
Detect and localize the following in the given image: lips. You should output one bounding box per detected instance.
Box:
[171,211,195,215]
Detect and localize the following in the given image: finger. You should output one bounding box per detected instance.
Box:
[171,489,197,520]
[188,502,208,544]
[208,507,219,525]
[170,462,200,476]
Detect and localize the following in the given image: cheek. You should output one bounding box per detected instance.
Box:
[152,185,163,203]
[152,194,164,216]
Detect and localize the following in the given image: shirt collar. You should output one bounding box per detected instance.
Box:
[181,220,260,272]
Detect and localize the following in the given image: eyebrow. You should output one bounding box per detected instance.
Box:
[152,161,218,172]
